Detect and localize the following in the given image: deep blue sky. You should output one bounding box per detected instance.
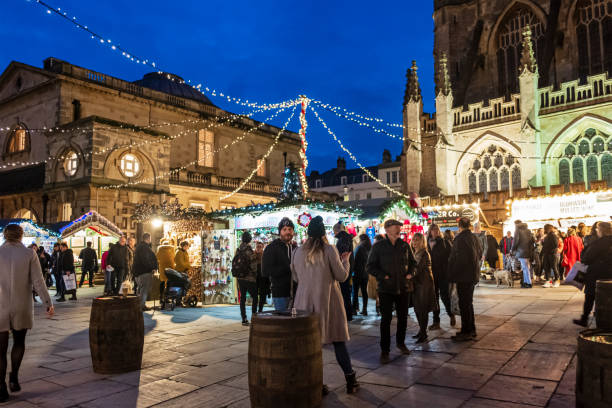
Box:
[1,0,435,173]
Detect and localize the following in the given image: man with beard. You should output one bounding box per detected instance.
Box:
[262,217,296,311]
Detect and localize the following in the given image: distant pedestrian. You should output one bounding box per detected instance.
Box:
[107,236,129,295]
[0,224,54,403]
[334,222,354,322]
[37,247,52,288]
[573,222,612,327]
[443,229,454,243]
[367,219,417,363]
[232,232,257,325]
[427,224,455,329]
[542,224,561,287]
[51,243,63,297]
[254,241,269,313]
[499,231,513,267]
[511,220,535,288]
[291,216,359,394]
[132,233,158,311]
[485,231,499,269]
[562,228,583,278]
[101,244,112,296]
[58,243,77,301]
[352,234,371,316]
[262,217,296,311]
[174,241,191,273]
[448,217,482,342]
[78,241,98,288]
[127,237,136,282]
[156,240,175,307]
[410,233,436,343]
[583,222,600,249]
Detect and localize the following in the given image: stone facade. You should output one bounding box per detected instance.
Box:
[0,58,301,237]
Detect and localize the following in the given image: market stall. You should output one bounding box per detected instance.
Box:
[421,202,481,232]
[50,211,123,258]
[377,198,428,242]
[0,219,60,251]
[505,189,612,232]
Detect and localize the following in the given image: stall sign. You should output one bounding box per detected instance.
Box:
[511,191,612,222]
[425,207,478,228]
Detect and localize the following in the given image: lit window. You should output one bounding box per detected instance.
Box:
[7,128,27,153]
[392,171,398,184]
[63,151,78,176]
[120,153,141,178]
[257,158,267,177]
[197,130,215,168]
[340,176,347,185]
[315,179,322,188]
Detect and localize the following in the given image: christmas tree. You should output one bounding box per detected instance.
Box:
[278,162,305,202]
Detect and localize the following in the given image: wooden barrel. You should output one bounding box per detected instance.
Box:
[596,280,612,330]
[248,311,323,408]
[576,329,612,407]
[89,295,144,374]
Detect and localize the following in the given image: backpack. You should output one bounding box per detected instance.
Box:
[232,248,252,279]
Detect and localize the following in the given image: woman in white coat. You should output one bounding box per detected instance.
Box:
[291,216,359,395]
[0,224,54,402]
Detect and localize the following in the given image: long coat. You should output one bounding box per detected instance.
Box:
[291,243,350,344]
[412,249,438,313]
[174,248,191,273]
[0,241,53,332]
[156,245,175,282]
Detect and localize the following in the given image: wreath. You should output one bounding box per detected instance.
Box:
[297,212,313,227]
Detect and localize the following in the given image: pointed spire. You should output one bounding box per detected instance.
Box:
[403,60,422,106]
[438,53,452,96]
[519,25,537,74]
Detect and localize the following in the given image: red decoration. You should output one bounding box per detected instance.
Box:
[297,212,312,227]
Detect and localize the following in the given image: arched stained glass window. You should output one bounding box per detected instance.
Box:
[575,0,612,81]
[478,170,487,193]
[494,154,504,167]
[602,153,612,185]
[565,145,576,156]
[559,159,570,185]
[593,137,605,153]
[468,172,477,193]
[501,168,510,191]
[483,156,492,169]
[490,168,499,191]
[579,140,591,155]
[573,157,584,182]
[511,166,521,190]
[587,155,599,186]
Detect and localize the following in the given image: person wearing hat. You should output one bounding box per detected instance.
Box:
[232,231,258,325]
[333,221,355,322]
[366,219,417,363]
[262,217,296,311]
[291,216,359,394]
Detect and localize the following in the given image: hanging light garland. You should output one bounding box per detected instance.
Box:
[101,103,295,190]
[310,99,405,129]
[220,105,297,200]
[298,96,310,196]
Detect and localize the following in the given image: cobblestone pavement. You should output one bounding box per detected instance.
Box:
[0,283,585,407]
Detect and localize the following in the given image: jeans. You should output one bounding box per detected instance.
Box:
[135,273,153,308]
[79,267,95,287]
[238,279,257,320]
[340,279,353,321]
[332,342,353,375]
[111,268,125,294]
[432,276,453,323]
[352,277,368,312]
[54,270,66,296]
[272,297,291,311]
[379,292,410,353]
[519,258,532,285]
[456,282,476,334]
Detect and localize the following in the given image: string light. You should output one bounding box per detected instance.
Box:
[309,105,409,199]
[310,99,404,129]
[220,105,297,200]
[298,96,310,196]
[101,103,296,190]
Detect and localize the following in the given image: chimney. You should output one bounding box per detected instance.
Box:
[382,149,392,163]
[337,157,346,170]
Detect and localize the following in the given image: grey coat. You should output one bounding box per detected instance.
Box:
[0,241,52,332]
[291,243,350,344]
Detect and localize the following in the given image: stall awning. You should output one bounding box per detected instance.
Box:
[48,211,123,238]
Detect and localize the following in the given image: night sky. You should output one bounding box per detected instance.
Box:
[1,0,435,173]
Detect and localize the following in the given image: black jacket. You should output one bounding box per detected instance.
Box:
[542,232,559,255]
[59,249,75,273]
[353,242,370,281]
[335,231,355,280]
[581,235,612,284]
[428,236,450,281]
[262,239,295,298]
[132,242,158,277]
[79,247,98,270]
[108,243,129,271]
[486,235,499,259]
[512,223,534,259]
[448,229,483,283]
[366,237,417,295]
[499,236,513,255]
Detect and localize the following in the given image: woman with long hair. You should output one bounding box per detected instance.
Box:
[291,216,359,394]
[410,233,437,343]
[0,224,54,402]
[562,228,583,278]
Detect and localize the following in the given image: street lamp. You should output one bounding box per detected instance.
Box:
[151,218,163,228]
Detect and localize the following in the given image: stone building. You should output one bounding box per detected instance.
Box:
[0,57,302,237]
[402,0,612,202]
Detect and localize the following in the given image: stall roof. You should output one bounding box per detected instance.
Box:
[207,199,362,220]
[0,219,61,237]
[47,211,123,238]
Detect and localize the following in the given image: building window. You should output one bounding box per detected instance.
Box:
[72,99,81,121]
[468,171,477,193]
[559,159,571,185]
[362,174,369,183]
[466,145,518,194]
[490,168,499,191]
[6,127,28,154]
[386,172,391,184]
[197,129,215,168]
[315,179,322,188]
[355,193,361,201]
[602,153,612,185]
[496,5,544,96]
[366,192,372,200]
[500,167,510,190]
[575,0,612,81]
[587,155,599,186]
[478,170,487,193]
[391,171,398,184]
[63,151,79,176]
[511,166,521,190]
[573,157,585,182]
[340,176,347,185]
[256,158,267,177]
[557,128,611,186]
[119,153,141,178]
[189,202,206,209]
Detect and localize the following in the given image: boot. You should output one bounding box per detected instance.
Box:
[345,371,359,394]
[8,372,20,392]
[361,308,368,316]
[0,382,8,403]
[573,315,588,327]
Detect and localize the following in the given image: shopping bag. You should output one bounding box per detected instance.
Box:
[63,273,77,291]
[564,261,587,291]
[449,283,461,315]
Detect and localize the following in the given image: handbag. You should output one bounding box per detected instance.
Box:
[564,261,587,291]
[63,272,77,291]
[449,283,461,315]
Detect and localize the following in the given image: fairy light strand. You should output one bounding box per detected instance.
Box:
[298,96,310,196]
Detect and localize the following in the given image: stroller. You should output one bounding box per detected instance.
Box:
[163,268,198,310]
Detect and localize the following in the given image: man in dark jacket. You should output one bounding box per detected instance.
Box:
[499,231,513,267]
[427,224,454,329]
[334,222,355,322]
[107,236,129,296]
[448,217,483,342]
[511,220,535,288]
[51,243,63,298]
[541,224,561,287]
[132,233,158,311]
[78,241,98,288]
[262,217,296,311]
[58,242,77,302]
[367,219,417,363]
[353,234,371,316]
[233,231,258,325]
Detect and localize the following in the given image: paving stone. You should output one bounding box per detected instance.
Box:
[547,394,575,408]
[40,356,93,372]
[170,361,247,387]
[522,341,576,354]
[390,350,453,369]
[418,362,497,390]
[152,384,248,407]
[414,338,474,354]
[359,364,432,388]
[476,375,557,406]
[449,348,515,369]
[10,379,64,401]
[499,350,573,381]
[530,331,579,346]
[137,378,199,401]
[27,379,132,408]
[79,389,162,408]
[461,398,534,407]
[322,383,404,408]
[382,384,472,408]
[555,355,576,396]
[44,367,107,387]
